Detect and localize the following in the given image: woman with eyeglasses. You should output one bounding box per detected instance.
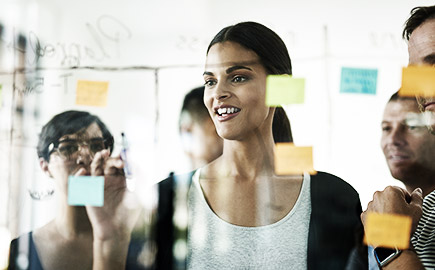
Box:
[8,110,141,270]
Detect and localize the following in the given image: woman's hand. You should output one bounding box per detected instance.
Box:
[82,150,141,269]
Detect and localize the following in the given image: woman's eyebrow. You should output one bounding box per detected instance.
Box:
[226,65,252,74]
[203,66,252,76]
[58,138,77,143]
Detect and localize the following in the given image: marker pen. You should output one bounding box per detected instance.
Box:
[120,132,133,178]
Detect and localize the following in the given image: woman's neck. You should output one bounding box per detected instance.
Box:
[216,129,275,181]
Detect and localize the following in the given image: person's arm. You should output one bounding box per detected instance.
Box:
[383,249,424,270]
[93,237,131,270]
[79,150,140,270]
[361,186,424,269]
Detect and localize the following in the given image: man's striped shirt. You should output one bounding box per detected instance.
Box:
[412,190,435,269]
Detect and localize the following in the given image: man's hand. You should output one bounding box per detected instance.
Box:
[361,186,423,235]
[362,186,424,269]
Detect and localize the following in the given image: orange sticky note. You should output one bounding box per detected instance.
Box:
[399,66,435,97]
[364,212,412,249]
[76,80,109,107]
[274,143,316,175]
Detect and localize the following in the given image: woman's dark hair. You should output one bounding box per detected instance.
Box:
[207,21,293,143]
[180,86,209,124]
[272,107,293,143]
[403,5,435,41]
[37,110,114,161]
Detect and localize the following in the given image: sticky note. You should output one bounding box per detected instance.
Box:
[364,212,412,249]
[68,176,104,206]
[266,75,305,106]
[399,66,435,97]
[340,67,378,95]
[274,143,316,175]
[76,80,109,107]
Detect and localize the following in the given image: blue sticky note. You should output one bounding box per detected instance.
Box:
[68,176,104,206]
[340,67,378,95]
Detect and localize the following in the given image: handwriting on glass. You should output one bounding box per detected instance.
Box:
[14,77,44,95]
[4,15,132,67]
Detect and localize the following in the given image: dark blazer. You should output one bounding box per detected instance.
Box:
[155,171,367,270]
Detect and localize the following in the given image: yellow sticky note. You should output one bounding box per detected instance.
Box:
[364,212,412,249]
[76,80,109,107]
[399,66,435,97]
[274,143,316,175]
[266,75,305,106]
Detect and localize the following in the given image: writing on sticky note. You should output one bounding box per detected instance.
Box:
[399,66,435,98]
[274,143,316,175]
[68,176,104,207]
[76,80,109,107]
[266,75,305,106]
[364,212,412,249]
[340,67,378,95]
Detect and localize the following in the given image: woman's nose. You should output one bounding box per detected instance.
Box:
[75,145,93,165]
[214,83,231,100]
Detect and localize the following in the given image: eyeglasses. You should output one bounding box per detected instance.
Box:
[49,138,108,160]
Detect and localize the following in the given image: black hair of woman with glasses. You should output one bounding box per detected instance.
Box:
[8,110,143,270]
[37,110,114,162]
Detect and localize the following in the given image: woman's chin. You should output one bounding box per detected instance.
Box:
[217,130,241,141]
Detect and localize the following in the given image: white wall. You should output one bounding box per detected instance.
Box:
[0,0,429,237]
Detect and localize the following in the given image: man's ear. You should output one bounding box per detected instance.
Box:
[39,157,52,177]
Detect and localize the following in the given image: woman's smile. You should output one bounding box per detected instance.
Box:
[215,105,242,121]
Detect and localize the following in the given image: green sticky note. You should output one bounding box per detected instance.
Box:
[68,176,104,206]
[266,75,305,106]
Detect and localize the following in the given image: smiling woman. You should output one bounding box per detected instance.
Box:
[95,22,367,270]
[150,21,366,270]
[203,42,270,141]
[184,21,367,270]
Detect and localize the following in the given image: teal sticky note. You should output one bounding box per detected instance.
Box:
[340,67,378,95]
[68,176,104,206]
[266,75,305,106]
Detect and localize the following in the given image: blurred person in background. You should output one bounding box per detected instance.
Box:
[8,110,141,270]
[179,86,224,169]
